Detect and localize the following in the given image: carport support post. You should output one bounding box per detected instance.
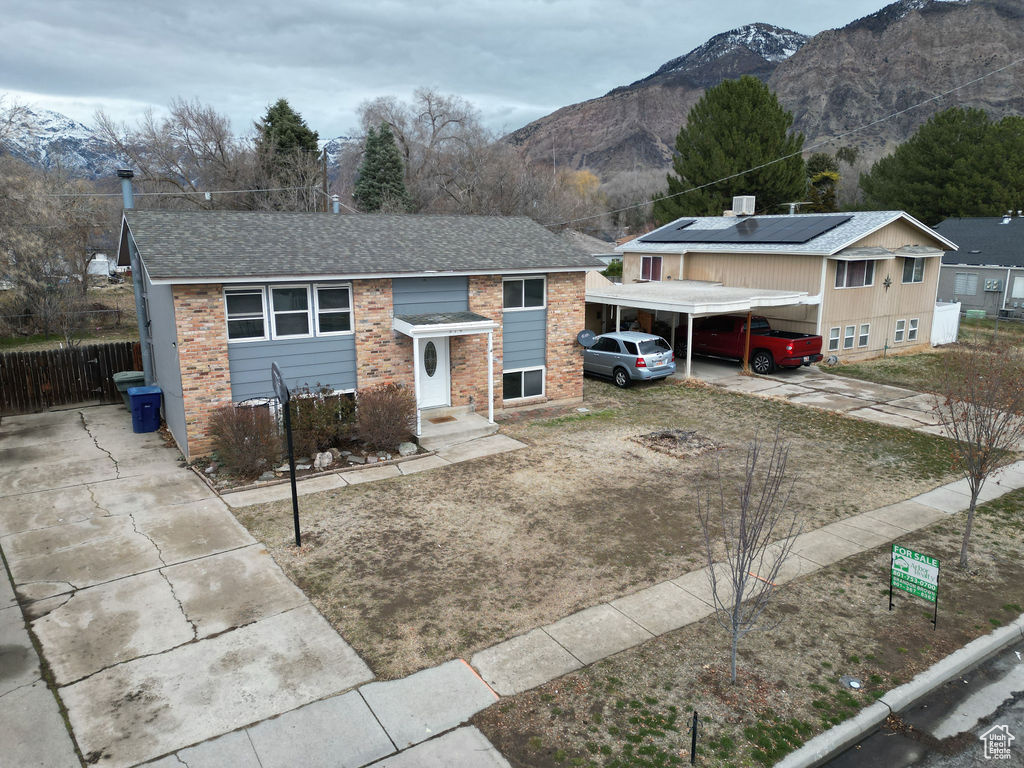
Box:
[686,313,693,379]
[743,310,752,374]
[487,330,494,424]
[413,336,422,436]
[615,304,621,332]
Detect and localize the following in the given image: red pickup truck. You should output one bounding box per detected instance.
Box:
[689,316,823,374]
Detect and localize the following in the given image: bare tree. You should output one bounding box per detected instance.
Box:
[933,342,1024,568]
[0,95,31,148]
[697,431,802,684]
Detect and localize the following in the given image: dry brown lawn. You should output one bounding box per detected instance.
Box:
[233,378,956,680]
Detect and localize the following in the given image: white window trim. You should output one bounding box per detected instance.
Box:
[269,284,313,340]
[502,275,547,311]
[894,319,906,343]
[640,255,663,282]
[834,260,876,290]
[908,318,919,341]
[843,325,855,350]
[902,257,924,284]
[312,283,355,336]
[828,327,840,352]
[502,365,546,401]
[858,323,870,348]
[224,286,269,343]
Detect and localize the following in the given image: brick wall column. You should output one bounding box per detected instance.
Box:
[352,279,414,390]
[452,275,503,410]
[544,271,585,402]
[173,284,232,458]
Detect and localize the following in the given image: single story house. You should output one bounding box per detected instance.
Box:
[586,200,957,373]
[933,214,1024,317]
[117,209,603,459]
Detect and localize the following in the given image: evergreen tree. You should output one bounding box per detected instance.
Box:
[653,76,805,222]
[859,107,1022,225]
[256,98,319,158]
[805,152,840,212]
[253,98,321,210]
[353,123,410,212]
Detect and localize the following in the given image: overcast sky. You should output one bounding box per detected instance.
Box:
[2,0,888,139]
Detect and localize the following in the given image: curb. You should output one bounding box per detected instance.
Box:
[775,614,1024,768]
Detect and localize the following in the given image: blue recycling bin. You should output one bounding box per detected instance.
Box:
[127,385,162,433]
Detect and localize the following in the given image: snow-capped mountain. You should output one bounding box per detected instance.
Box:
[0,106,122,178]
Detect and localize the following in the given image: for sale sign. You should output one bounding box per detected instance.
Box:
[891,544,939,603]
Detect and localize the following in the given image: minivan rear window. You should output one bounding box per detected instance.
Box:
[622,340,639,355]
[639,338,670,354]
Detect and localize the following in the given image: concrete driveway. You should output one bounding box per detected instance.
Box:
[0,406,372,768]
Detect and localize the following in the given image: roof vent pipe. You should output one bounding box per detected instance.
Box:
[331,194,340,214]
[117,169,135,209]
[1002,211,1013,224]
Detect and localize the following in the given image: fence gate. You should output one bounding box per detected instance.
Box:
[0,342,137,415]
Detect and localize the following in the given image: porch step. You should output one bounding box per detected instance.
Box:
[418,411,499,452]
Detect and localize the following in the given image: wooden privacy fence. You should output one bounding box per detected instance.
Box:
[0,342,137,415]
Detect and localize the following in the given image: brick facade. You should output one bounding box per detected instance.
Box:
[352,279,415,390]
[451,275,503,410]
[173,284,232,457]
[544,271,586,402]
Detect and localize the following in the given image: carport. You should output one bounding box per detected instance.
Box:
[585,277,813,377]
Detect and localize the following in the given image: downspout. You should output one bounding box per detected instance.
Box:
[1003,267,1011,311]
[119,169,153,385]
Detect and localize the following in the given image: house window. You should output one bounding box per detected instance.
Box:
[1013,276,1024,299]
[954,272,978,295]
[828,327,840,352]
[641,255,662,281]
[908,318,919,341]
[835,260,875,289]
[894,319,906,343]
[314,285,353,335]
[843,325,855,350]
[902,257,925,283]
[225,288,268,341]
[270,286,312,338]
[503,367,544,400]
[858,323,870,348]
[503,277,546,310]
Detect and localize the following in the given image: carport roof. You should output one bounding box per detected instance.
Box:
[586,279,811,315]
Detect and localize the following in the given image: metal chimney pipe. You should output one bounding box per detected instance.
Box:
[331,194,340,214]
[117,168,135,209]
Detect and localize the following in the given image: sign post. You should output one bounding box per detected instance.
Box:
[889,544,940,629]
[271,362,301,548]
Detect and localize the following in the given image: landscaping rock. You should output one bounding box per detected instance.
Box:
[297,457,312,465]
[329,448,343,460]
[366,456,378,464]
[275,464,290,473]
[258,471,276,482]
[314,452,333,469]
[348,456,365,465]
[398,442,418,457]
[295,464,311,471]
[340,450,352,457]
[204,463,218,475]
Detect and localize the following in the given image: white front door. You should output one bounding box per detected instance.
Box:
[418,336,450,408]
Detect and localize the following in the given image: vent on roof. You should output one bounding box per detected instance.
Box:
[732,196,755,216]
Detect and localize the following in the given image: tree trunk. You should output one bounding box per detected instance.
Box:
[730,633,738,684]
[959,491,979,568]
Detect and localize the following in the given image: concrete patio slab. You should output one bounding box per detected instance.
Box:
[886,392,938,412]
[758,383,816,399]
[862,500,948,531]
[436,434,526,463]
[61,604,373,768]
[0,680,80,768]
[790,527,870,567]
[359,659,498,749]
[369,726,511,768]
[398,455,451,475]
[0,420,84,450]
[544,604,654,665]
[609,581,715,636]
[31,570,194,686]
[471,628,582,696]
[872,402,945,425]
[0,484,104,537]
[86,471,214,517]
[1,409,86,430]
[716,376,785,394]
[162,545,308,637]
[0,457,118,497]
[0,566,17,610]
[132,498,255,564]
[0,437,107,468]
[912,486,973,514]
[0,604,39,696]
[341,463,402,485]
[245,690,395,768]
[143,730,263,768]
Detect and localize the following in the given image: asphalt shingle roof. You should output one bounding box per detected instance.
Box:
[935,217,1024,267]
[123,210,604,280]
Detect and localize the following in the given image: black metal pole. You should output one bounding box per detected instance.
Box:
[933,570,939,630]
[690,710,698,764]
[888,550,894,611]
[283,403,300,547]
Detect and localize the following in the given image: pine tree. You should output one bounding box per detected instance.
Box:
[805,152,840,213]
[256,98,319,157]
[253,98,321,210]
[353,123,410,213]
[653,76,805,222]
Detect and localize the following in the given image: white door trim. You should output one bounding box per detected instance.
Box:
[418,336,450,409]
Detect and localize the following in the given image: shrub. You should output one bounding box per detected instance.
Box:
[208,405,282,479]
[356,383,416,450]
[288,386,355,457]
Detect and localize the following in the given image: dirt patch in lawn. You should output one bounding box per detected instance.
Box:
[474,491,1024,767]
[233,378,955,680]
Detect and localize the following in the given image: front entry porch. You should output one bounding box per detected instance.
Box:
[417,405,500,451]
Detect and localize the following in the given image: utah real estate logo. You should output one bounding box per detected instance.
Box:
[979,724,1014,760]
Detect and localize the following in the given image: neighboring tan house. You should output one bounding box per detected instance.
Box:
[586,202,957,372]
[117,210,602,459]
[934,214,1024,317]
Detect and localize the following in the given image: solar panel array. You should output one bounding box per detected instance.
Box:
[639,215,853,245]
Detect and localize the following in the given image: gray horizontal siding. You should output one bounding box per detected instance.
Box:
[228,335,356,401]
[503,309,546,370]
[393,276,469,315]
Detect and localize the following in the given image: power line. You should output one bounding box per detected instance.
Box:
[45,185,314,199]
[543,54,1024,230]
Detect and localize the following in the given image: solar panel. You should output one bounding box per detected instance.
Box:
[638,219,696,243]
[638,215,852,245]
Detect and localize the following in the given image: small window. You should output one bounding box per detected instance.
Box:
[503,277,545,309]
[954,272,978,295]
[503,368,544,400]
[828,327,840,352]
[641,255,662,281]
[894,319,906,343]
[592,337,620,353]
[314,285,352,335]
[858,323,870,348]
[622,340,639,356]
[908,318,919,341]
[1013,276,1024,299]
[225,288,267,341]
[843,325,855,350]
[270,286,311,338]
[902,257,924,284]
[835,260,875,289]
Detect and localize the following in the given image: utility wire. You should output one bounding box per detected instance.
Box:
[542,54,1024,230]
[45,185,314,199]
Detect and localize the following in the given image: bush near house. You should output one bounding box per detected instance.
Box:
[288,386,356,458]
[208,405,283,479]
[356,383,416,450]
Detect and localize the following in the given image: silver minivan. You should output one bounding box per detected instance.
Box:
[582,331,676,388]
